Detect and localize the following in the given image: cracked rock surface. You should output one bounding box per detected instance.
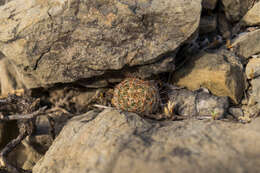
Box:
[0,0,202,89]
[33,109,260,173]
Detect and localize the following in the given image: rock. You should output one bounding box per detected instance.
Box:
[0,57,25,96]
[242,1,260,26]
[231,29,260,59]
[5,114,56,171]
[199,15,217,34]
[168,88,197,117]
[242,103,260,118]
[250,77,260,104]
[0,0,12,6]
[172,49,246,104]
[0,0,202,90]
[228,107,244,119]
[167,87,229,118]
[195,89,229,119]
[220,0,250,22]
[245,57,260,79]
[8,138,43,171]
[202,0,218,10]
[33,109,260,173]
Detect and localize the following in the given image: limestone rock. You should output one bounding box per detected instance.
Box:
[33,109,260,173]
[242,1,260,26]
[251,77,260,104]
[245,57,260,79]
[220,0,250,22]
[168,87,229,118]
[0,57,25,96]
[231,29,260,59]
[0,0,202,90]
[8,139,43,171]
[172,49,246,104]
[228,107,244,119]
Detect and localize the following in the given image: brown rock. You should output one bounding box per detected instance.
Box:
[0,0,202,89]
[33,109,260,173]
[172,49,246,104]
[231,29,260,59]
[242,1,260,26]
[0,57,25,96]
[245,57,260,79]
[250,77,260,104]
[220,0,250,22]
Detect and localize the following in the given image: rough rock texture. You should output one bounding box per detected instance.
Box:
[0,58,25,96]
[172,49,246,104]
[231,29,260,59]
[228,107,244,118]
[242,1,260,26]
[33,109,260,173]
[8,138,44,171]
[246,57,260,79]
[168,87,229,118]
[0,0,202,90]
[220,0,250,22]
[0,0,12,6]
[251,77,260,104]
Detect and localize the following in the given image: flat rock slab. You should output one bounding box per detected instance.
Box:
[0,0,202,89]
[242,1,260,26]
[172,49,246,104]
[33,109,260,173]
[231,29,260,59]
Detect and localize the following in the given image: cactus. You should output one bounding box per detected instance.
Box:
[112,78,160,115]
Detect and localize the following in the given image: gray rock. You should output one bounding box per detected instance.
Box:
[231,29,260,59]
[245,57,260,79]
[195,90,229,119]
[0,0,202,90]
[168,88,197,117]
[168,87,229,118]
[228,107,244,119]
[33,109,260,173]
[242,1,260,26]
[202,0,218,10]
[172,49,246,104]
[220,0,250,22]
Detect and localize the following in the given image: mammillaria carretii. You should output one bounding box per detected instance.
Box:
[112,78,160,116]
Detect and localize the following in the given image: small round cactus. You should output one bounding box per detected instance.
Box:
[112,78,160,115]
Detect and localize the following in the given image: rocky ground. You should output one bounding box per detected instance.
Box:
[0,0,260,173]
